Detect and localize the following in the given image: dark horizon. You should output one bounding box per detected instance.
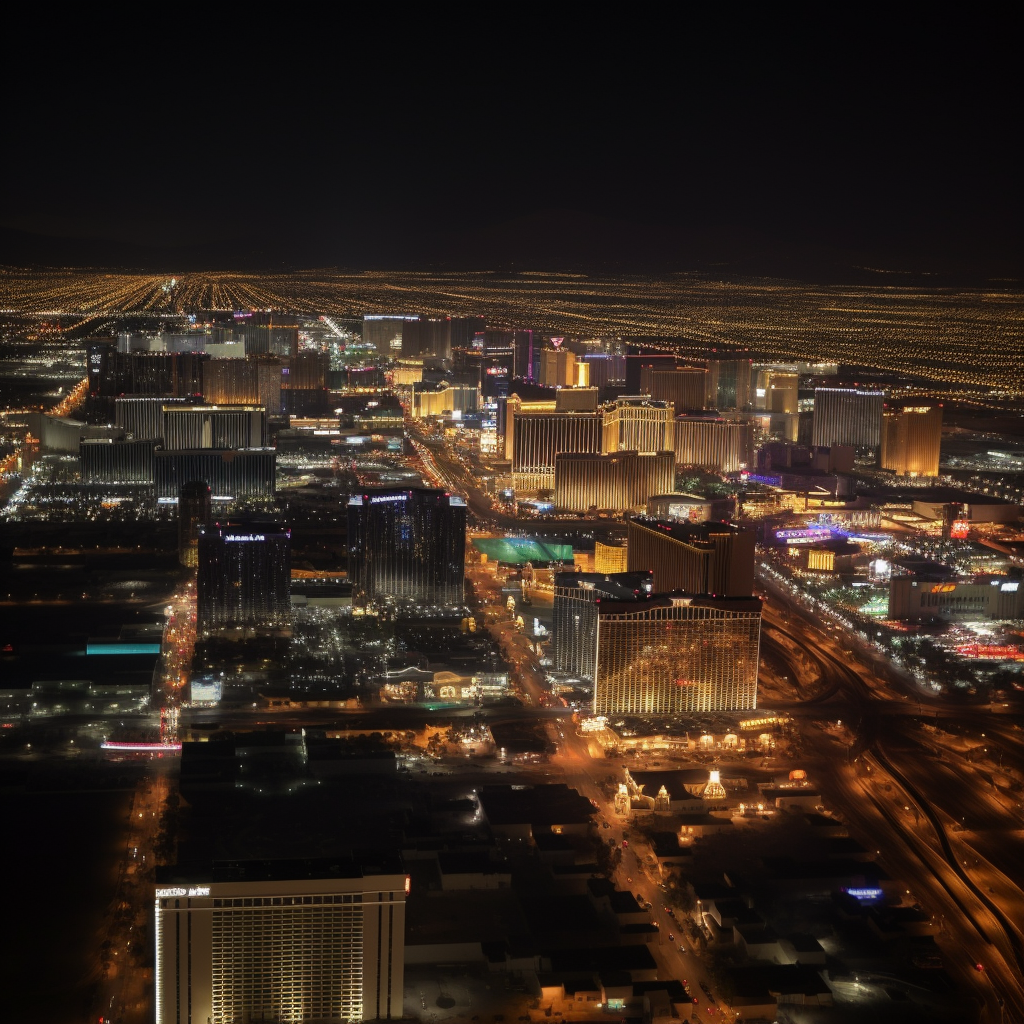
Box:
[2,15,1019,287]
[3,214,1020,289]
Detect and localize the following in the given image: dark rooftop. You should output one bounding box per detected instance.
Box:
[479,784,595,828]
[548,945,658,974]
[155,853,404,885]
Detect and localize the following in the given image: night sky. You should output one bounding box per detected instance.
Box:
[2,14,1018,279]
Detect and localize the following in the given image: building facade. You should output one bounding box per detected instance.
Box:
[881,403,942,477]
[540,347,580,387]
[626,517,755,597]
[753,370,799,414]
[554,451,675,513]
[601,397,675,454]
[505,400,603,482]
[553,570,653,678]
[712,358,753,410]
[348,488,466,607]
[197,520,291,635]
[162,405,266,450]
[411,382,479,418]
[674,415,754,472]
[79,438,158,485]
[154,857,406,1024]
[645,367,710,412]
[593,594,762,715]
[203,358,283,414]
[153,448,277,500]
[399,317,452,359]
[94,351,206,399]
[812,388,885,448]
[363,314,418,355]
[594,541,628,574]
[115,396,189,440]
[888,575,1024,620]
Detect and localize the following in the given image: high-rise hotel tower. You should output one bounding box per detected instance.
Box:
[593,593,762,715]
[154,856,407,1024]
[812,387,884,448]
[348,488,466,607]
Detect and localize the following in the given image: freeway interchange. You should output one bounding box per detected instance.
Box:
[758,577,1024,1022]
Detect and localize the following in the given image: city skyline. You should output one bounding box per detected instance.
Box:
[3,13,1023,1021]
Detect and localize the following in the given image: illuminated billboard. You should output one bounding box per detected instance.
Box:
[774,527,832,544]
[190,677,223,704]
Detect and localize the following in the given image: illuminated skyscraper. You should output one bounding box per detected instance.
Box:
[812,387,884,448]
[115,396,189,440]
[505,398,603,488]
[481,330,516,398]
[601,397,675,454]
[162,405,266,450]
[79,438,157,484]
[411,382,479,418]
[203,357,283,414]
[554,451,675,512]
[154,856,406,1024]
[594,541,628,574]
[154,448,277,500]
[553,570,653,678]
[197,520,291,635]
[363,314,419,355]
[514,330,538,380]
[348,488,466,607]
[593,594,762,714]
[540,346,581,387]
[674,414,754,472]
[626,517,755,597]
[881,402,942,477]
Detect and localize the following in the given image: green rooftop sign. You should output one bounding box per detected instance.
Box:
[472,538,573,565]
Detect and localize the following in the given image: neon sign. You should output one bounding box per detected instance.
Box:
[775,527,832,543]
[156,886,211,898]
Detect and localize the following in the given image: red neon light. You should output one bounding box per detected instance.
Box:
[954,644,1024,661]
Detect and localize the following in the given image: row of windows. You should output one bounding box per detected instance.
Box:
[212,894,362,907]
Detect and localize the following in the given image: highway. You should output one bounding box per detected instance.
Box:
[757,573,1024,1021]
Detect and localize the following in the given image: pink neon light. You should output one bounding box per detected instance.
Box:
[101,742,183,752]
